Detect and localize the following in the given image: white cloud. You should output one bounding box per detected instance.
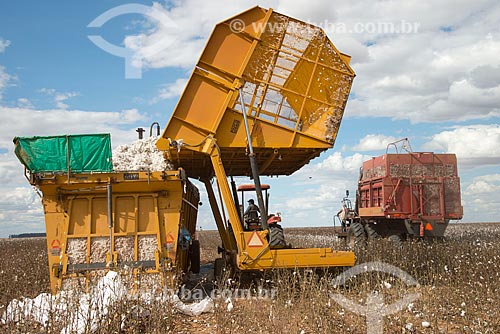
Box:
[0,65,12,100]
[0,186,40,208]
[423,124,500,166]
[54,92,78,109]
[17,97,34,108]
[150,78,188,104]
[0,38,10,53]
[40,88,79,109]
[335,4,500,123]
[0,153,25,185]
[123,1,266,70]
[469,65,500,89]
[0,186,44,237]
[465,174,500,195]
[276,0,337,24]
[1,106,148,150]
[352,134,399,151]
[266,152,369,227]
[312,152,367,173]
[348,33,500,123]
[462,174,500,221]
[126,1,500,124]
[448,79,500,109]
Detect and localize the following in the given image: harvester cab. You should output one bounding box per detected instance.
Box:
[237,183,270,231]
[237,183,287,248]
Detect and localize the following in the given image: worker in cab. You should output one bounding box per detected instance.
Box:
[244,199,260,230]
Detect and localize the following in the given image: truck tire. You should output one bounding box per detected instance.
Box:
[190,240,201,274]
[387,234,402,247]
[347,222,366,248]
[365,224,381,240]
[214,258,225,282]
[269,224,286,248]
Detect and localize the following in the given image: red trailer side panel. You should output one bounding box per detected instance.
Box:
[358,153,463,222]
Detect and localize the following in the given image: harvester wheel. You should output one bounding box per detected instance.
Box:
[269,224,287,248]
[347,222,366,248]
[387,234,402,247]
[190,240,201,274]
[365,224,381,240]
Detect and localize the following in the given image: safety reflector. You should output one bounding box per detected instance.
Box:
[425,223,433,231]
[247,231,265,247]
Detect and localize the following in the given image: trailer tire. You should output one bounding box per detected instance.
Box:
[388,234,402,247]
[190,240,201,274]
[269,224,286,248]
[214,258,225,282]
[365,224,381,240]
[347,222,366,248]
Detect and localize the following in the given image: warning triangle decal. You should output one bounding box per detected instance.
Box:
[166,232,175,244]
[247,231,264,247]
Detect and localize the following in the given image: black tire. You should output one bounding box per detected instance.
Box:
[213,258,225,282]
[387,234,402,247]
[365,224,381,240]
[189,240,200,274]
[269,224,286,248]
[347,222,366,248]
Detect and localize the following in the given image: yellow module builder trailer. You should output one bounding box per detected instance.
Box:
[14,134,200,293]
[157,7,356,272]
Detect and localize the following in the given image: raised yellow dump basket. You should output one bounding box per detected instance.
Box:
[158,6,355,178]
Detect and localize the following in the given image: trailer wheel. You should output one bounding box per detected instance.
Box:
[189,240,201,274]
[269,224,287,248]
[347,222,366,248]
[214,258,225,282]
[387,234,402,247]
[365,224,381,240]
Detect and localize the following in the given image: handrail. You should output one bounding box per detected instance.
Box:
[386,138,413,154]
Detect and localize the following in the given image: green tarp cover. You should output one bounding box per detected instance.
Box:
[13,134,113,173]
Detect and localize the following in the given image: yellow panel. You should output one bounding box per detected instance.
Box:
[200,25,256,76]
[173,74,231,135]
[69,198,88,235]
[115,196,135,233]
[91,198,108,234]
[138,196,156,232]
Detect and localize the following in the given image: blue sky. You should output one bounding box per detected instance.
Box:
[1,1,499,237]
[0,1,181,118]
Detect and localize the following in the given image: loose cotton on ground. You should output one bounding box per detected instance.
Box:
[1,271,214,334]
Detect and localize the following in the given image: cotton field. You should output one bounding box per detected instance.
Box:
[1,223,499,333]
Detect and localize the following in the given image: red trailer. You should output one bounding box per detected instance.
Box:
[342,148,463,244]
